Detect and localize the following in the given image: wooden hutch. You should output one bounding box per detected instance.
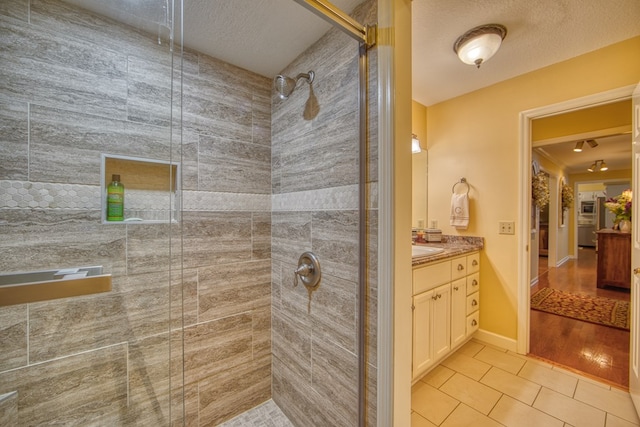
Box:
[596,229,631,290]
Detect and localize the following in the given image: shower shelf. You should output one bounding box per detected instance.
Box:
[0,266,111,307]
[101,154,180,224]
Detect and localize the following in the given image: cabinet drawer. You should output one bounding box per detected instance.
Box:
[413,260,451,295]
[466,292,479,314]
[467,252,480,274]
[467,311,479,333]
[451,256,467,281]
[466,273,479,295]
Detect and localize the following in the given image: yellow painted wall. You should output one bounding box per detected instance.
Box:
[532,100,631,142]
[412,100,428,228]
[579,183,607,192]
[425,36,640,340]
[570,169,632,184]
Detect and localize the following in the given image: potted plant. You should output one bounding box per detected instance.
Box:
[604,189,632,232]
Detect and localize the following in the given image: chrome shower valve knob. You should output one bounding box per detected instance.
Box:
[292,251,321,289]
[293,263,312,287]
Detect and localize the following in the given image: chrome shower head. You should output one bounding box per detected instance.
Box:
[273,71,315,100]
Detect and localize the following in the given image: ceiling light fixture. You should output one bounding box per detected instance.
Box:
[586,139,598,148]
[573,140,584,152]
[453,24,507,68]
[412,134,422,154]
[588,160,608,172]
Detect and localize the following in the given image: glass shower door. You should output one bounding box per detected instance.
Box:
[0,0,184,424]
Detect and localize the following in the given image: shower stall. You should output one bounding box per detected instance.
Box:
[0,0,379,425]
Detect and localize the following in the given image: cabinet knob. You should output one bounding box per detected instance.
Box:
[472,279,478,287]
[471,299,478,306]
[471,319,478,326]
[634,267,640,275]
[457,264,464,271]
[453,286,459,291]
[432,295,438,301]
[472,260,478,267]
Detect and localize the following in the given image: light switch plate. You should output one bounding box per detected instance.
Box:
[499,221,515,235]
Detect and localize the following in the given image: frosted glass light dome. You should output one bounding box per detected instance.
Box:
[453,24,507,68]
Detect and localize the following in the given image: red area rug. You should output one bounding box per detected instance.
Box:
[531,287,630,330]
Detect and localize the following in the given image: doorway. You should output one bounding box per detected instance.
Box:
[518,86,637,388]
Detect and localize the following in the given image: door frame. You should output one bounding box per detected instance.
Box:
[517,84,637,354]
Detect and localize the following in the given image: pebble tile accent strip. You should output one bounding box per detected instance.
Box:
[182,190,270,212]
[272,184,359,211]
[0,181,274,213]
[0,180,99,209]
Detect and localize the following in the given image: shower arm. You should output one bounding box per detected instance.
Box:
[295,71,315,85]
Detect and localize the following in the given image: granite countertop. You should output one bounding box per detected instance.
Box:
[412,235,484,267]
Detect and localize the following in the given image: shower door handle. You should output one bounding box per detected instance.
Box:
[293,251,321,289]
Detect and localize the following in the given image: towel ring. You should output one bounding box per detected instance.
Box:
[452,178,470,195]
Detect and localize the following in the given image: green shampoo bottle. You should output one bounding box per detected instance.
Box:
[107,174,125,221]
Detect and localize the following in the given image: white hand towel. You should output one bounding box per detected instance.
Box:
[450,193,469,229]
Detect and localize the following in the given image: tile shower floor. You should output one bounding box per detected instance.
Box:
[218,399,294,427]
[412,339,640,427]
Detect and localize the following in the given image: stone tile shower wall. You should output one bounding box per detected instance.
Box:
[0,0,271,425]
[270,1,378,426]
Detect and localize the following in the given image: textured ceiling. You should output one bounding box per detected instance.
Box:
[68,0,640,106]
[534,134,632,174]
[182,0,363,78]
[412,0,640,106]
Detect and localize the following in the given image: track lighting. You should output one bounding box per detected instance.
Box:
[573,139,598,152]
[573,141,584,152]
[588,160,607,172]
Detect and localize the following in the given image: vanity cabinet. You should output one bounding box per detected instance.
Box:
[412,252,480,381]
[450,278,467,348]
[412,284,451,375]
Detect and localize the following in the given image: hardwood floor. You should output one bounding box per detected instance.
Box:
[529,247,631,388]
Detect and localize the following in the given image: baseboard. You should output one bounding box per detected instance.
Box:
[473,329,518,352]
[556,255,570,267]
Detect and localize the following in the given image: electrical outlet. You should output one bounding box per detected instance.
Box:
[499,221,515,235]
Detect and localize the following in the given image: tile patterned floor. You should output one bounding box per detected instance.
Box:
[412,340,640,427]
[218,399,294,427]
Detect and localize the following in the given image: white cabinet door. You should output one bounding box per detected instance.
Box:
[450,278,467,348]
[413,289,434,378]
[432,283,451,360]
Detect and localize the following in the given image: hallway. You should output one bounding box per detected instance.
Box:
[530,248,630,388]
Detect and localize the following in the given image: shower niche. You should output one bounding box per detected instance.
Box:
[101,154,180,224]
